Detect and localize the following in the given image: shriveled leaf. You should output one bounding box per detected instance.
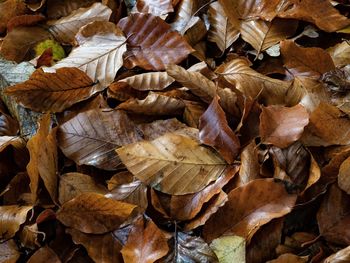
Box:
[324,245,350,263]
[48,2,112,44]
[317,184,350,245]
[121,216,170,263]
[216,58,291,105]
[18,223,42,250]
[26,114,57,204]
[0,205,33,240]
[51,21,126,87]
[259,104,309,148]
[59,173,108,204]
[67,228,123,263]
[210,236,245,263]
[57,109,143,170]
[5,67,98,112]
[281,40,335,78]
[0,239,20,263]
[241,19,297,53]
[117,92,185,115]
[203,179,297,243]
[199,95,240,164]
[134,0,173,17]
[117,133,227,195]
[328,41,350,67]
[207,2,239,52]
[118,72,175,91]
[27,246,61,263]
[57,192,136,234]
[118,13,193,70]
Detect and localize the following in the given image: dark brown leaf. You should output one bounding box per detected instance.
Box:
[27,246,61,263]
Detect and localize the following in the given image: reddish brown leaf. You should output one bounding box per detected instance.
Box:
[118,13,194,70]
[134,0,174,17]
[0,0,28,34]
[27,246,61,263]
[259,104,309,148]
[199,95,240,164]
[36,48,53,68]
[121,216,170,263]
[203,179,297,243]
[7,14,45,32]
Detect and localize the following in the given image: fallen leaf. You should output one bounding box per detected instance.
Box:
[171,0,198,33]
[57,109,143,170]
[203,179,297,243]
[59,173,108,204]
[27,246,61,263]
[48,3,112,44]
[199,95,240,164]
[324,245,350,263]
[0,239,20,263]
[210,236,245,263]
[57,192,136,234]
[121,216,170,263]
[0,205,33,240]
[0,109,19,136]
[7,14,45,32]
[46,0,97,19]
[0,0,28,34]
[118,72,175,91]
[117,133,227,195]
[67,228,123,263]
[183,100,206,128]
[133,0,174,17]
[328,41,350,67]
[259,104,309,148]
[118,13,193,70]
[26,114,57,204]
[267,253,308,263]
[5,67,99,113]
[51,21,127,87]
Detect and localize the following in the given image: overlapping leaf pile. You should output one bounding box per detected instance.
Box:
[1,0,350,262]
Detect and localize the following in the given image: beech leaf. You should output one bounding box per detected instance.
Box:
[210,236,245,263]
[133,0,174,17]
[0,240,20,263]
[118,72,175,91]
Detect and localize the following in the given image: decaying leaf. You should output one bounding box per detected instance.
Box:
[57,192,136,234]
[210,236,245,263]
[118,13,193,70]
[0,239,20,263]
[328,41,350,67]
[117,133,227,195]
[27,246,61,263]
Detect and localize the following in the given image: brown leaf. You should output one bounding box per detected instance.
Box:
[46,0,97,19]
[57,109,143,170]
[281,40,335,78]
[67,228,123,263]
[48,3,112,44]
[324,245,350,263]
[5,67,100,113]
[108,81,147,101]
[317,184,350,245]
[57,192,136,234]
[0,205,33,240]
[259,104,309,148]
[116,133,227,195]
[118,72,175,91]
[26,114,57,204]
[338,157,350,194]
[203,179,297,243]
[183,100,206,128]
[328,41,350,68]
[0,110,18,136]
[267,253,308,263]
[118,13,193,70]
[199,95,240,164]
[171,0,197,33]
[0,239,20,263]
[0,26,51,63]
[27,246,61,263]
[0,0,28,34]
[59,173,108,204]
[121,216,170,263]
[19,223,42,250]
[117,92,185,116]
[134,0,174,17]
[36,48,54,68]
[7,14,45,32]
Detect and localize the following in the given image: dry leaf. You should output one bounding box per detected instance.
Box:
[116,133,227,195]
[57,109,143,170]
[48,3,112,44]
[46,0,97,19]
[57,192,136,234]
[259,104,309,148]
[324,245,350,263]
[27,246,61,263]
[267,253,308,263]
[171,0,198,33]
[328,41,350,67]
[59,172,108,204]
[210,236,245,263]
[7,14,45,32]
[134,0,174,17]
[183,100,206,128]
[118,72,175,91]
[121,216,170,263]
[51,21,126,88]
[5,67,99,113]
[203,179,297,243]
[207,1,240,53]
[0,205,33,240]
[199,95,240,164]
[0,0,27,34]
[338,157,350,194]
[0,239,20,263]
[118,13,193,70]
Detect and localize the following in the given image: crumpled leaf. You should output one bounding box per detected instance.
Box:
[133,0,173,17]
[59,172,108,204]
[324,245,350,263]
[199,95,240,164]
[207,2,239,52]
[27,246,61,263]
[210,236,245,263]
[118,13,193,70]
[118,72,175,91]
[121,216,170,263]
[0,239,20,263]
[48,2,112,44]
[7,14,45,32]
[57,192,136,234]
[117,133,227,195]
[67,228,123,263]
[51,21,127,88]
[5,67,100,113]
[259,104,309,148]
[57,109,143,170]
[0,205,33,240]
[0,0,28,34]
[338,157,350,194]
[203,179,297,243]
